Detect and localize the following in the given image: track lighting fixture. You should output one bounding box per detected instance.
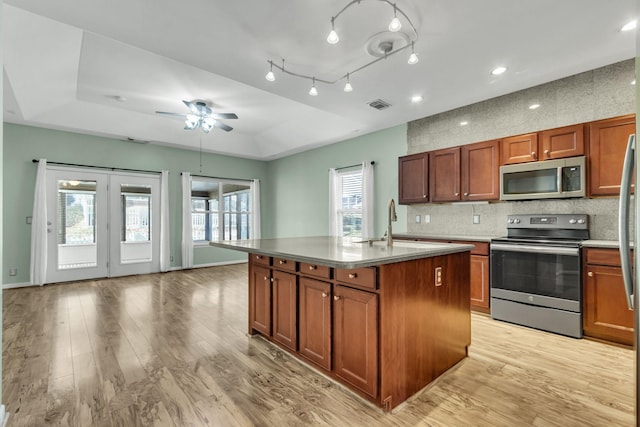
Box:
[309,78,318,96]
[265,0,419,95]
[265,60,275,81]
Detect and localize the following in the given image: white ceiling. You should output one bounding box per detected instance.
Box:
[3,0,637,160]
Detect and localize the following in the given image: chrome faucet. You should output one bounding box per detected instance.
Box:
[387,198,397,247]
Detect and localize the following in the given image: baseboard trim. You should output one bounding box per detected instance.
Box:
[3,281,33,290]
[189,260,248,269]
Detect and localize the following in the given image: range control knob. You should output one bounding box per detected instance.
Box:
[514,219,521,224]
[508,219,514,224]
[577,219,585,224]
[569,219,577,224]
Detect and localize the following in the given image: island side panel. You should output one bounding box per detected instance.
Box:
[378,251,471,410]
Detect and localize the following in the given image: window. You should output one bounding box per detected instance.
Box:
[191,179,254,242]
[334,170,363,238]
[57,180,97,245]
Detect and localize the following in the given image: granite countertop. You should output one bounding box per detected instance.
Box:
[210,236,474,269]
[393,233,497,243]
[582,240,634,249]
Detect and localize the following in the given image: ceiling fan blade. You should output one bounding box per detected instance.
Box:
[156,111,188,118]
[214,121,233,132]
[182,100,200,115]
[210,113,238,120]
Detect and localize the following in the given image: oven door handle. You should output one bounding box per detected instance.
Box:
[618,133,635,310]
[490,243,579,256]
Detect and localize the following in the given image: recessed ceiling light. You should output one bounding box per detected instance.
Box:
[411,95,423,103]
[529,103,541,110]
[459,121,469,126]
[621,20,637,32]
[491,66,507,76]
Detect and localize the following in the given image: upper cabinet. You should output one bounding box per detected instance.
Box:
[461,140,500,201]
[398,152,429,204]
[501,124,584,165]
[589,114,636,196]
[429,147,460,202]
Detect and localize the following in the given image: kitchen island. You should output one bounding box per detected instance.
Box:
[210,236,473,411]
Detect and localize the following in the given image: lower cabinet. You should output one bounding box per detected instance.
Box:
[583,248,634,346]
[249,264,272,336]
[272,269,298,351]
[470,254,490,313]
[298,277,332,370]
[333,285,379,398]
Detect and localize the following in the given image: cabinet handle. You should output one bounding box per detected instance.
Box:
[322,292,328,298]
[263,276,268,280]
[531,151,537,160]
[454,192,459,196]
[544,149,550,157]
[334,295,341,301]
[348,273,357,279]
[588,271,594,277]
[256,255,262,260]
[463,192,469,196]
[309,265,316,270]
[270,278,275,282]
[423,194,427,198]
[279,260,286,265]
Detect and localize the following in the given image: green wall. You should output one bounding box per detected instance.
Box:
[3,123,267,284]
[265,125,407,239]
[3,122,408,285]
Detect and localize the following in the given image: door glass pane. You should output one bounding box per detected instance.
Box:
[120,184,152,264]
[57,180,98,269]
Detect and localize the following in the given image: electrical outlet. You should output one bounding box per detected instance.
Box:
[473,214,480,224]
[170,255,174,262]
[9,268,17,277]
[424,214,431,224]
[26,216,32,224]
[415,215,421,223]
[435,266,443,286]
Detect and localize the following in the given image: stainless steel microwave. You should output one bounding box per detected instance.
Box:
[500,156,586,201]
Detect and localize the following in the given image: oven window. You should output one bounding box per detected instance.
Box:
[491,249,580,301]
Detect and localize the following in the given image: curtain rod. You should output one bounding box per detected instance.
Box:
[181,172,254,183]
[32,159,162,175]
[332,160,375,171]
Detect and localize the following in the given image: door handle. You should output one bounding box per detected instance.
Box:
[619,134,635,310]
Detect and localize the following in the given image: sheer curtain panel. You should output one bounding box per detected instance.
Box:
[252,179,261,239]
[160,170,170,272]
[328,168,340,236]
[30,159,48,285]
[181,172,194,269]
[362,161,375,239]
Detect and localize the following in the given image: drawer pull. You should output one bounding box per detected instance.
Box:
[348,273,357,279]
[322,292,328,298]
[256,255,262,260]
[309,265,316,270]
[588,271,594,277]
[279,260,286,265]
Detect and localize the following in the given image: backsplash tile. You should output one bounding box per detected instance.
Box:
[406,59,635,240]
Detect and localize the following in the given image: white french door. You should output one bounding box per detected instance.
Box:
[45,167,160,284]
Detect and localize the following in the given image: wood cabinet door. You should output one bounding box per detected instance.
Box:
[398,153,429,204]
[589,115,636,196]
[298,277,332,370]
[249,265,272,336]
[469,255,489,312]
[461,140,500,201]
[272,270,298,351]
[429,147,461,202]
[333,285,378,398]
[501,133,538,164]
[540,124,585,160]
[583,264,634,346]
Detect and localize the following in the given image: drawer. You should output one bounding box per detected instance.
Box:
[300,262,331,280]
[273,257,297,272]
[252,253,271,267]
[335,267,377,290]
[585,248,626,267]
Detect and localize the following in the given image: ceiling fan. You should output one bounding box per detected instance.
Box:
[156,100,238,133]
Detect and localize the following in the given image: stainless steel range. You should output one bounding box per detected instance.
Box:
[490,214,589,338]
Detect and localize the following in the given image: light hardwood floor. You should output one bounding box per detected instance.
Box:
[3,264,635,426]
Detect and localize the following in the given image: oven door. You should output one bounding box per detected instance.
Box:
[490,242,581,312]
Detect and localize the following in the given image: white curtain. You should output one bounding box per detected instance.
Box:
[181,172,194,269]
[30,159,48,285]
[328,168,340,236]
[252,179,261,239]
[159,170,170,272]
[362,161,375,239]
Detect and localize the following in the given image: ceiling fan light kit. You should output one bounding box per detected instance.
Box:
[156,100,238,133]
[264,0,419,95]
